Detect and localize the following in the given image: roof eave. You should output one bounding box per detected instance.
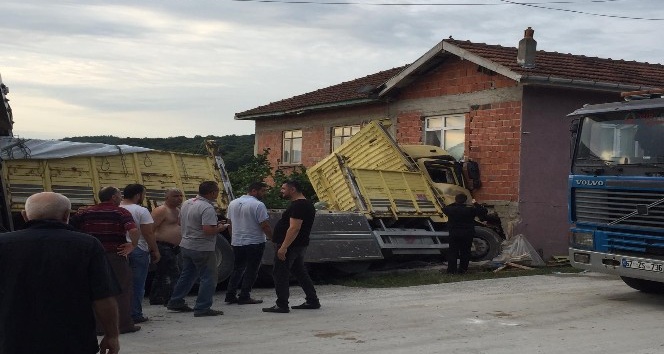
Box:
[520,75,660,92]
[235,98,381,121]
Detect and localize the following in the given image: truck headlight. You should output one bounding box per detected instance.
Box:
[571,231,594,247]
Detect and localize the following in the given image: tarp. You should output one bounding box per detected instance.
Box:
[0,137,153,160]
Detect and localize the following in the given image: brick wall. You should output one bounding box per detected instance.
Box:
[255,104,387,170]
[395,111,423,144]
[466,101,521,202]
[399,57,516,100]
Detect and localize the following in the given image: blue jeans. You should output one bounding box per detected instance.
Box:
[226,242,265,300]
[128,247,150,320]
[167,248,218,313]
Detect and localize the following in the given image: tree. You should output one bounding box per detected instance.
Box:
[227,149,316,209]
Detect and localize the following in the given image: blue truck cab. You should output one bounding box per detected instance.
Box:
[568,90,664,293]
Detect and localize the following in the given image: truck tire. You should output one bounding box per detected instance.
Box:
[471,226,502,262]
[620,276,664,294]
[176,234,235,285]
[215,234,234,283]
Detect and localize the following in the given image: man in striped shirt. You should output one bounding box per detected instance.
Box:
[71,186,142,334]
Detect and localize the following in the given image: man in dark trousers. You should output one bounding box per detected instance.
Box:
[70,186,141,334]
[0,192,121,354]
[443,193,488,274]
[263,180,320,313]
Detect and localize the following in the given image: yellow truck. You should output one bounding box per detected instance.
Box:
[0,137,236,281]
[307,120,504,265]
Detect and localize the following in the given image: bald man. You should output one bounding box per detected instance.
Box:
[0,192,121,354]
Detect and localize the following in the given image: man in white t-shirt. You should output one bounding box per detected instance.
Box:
[225,181,273,305]
[121,184,159,324]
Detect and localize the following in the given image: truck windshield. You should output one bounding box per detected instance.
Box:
[573,110,664,175]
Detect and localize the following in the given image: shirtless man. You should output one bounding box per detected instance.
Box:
[149,188,184,305]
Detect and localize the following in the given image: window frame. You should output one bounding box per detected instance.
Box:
[424,114,466,160]
[282,129,302,165]
[331,124,361,152]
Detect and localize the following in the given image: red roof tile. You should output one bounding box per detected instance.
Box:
[236,39,664,119]
[446,39,664,88]
[235,66,407,118]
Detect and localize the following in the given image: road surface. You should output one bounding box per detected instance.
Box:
[120,272,664,353]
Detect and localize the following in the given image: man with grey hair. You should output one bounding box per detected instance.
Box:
[0,192,121,354]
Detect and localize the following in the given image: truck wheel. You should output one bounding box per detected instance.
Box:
[620,277,664,294]
[215,234,235,284]
[176,234,235,285]
[471,227,502,262]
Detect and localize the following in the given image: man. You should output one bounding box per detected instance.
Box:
[167,181,228,317]
[71,186,142,334]
[0,192,121,354]
[442,193,488,274]
[149,188,184,305]
[263,180,320,314]
[225,181,273,305]
[120,184,160,324]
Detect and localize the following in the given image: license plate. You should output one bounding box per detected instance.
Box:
[622,259,664,273]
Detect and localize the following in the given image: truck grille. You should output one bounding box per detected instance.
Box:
[574,189,664,228]
[574,188,664,255]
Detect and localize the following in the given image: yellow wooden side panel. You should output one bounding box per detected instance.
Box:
[3,152,226,212]
[328,120,411,171]
[94,154,139,190]
[307,155,358,212]
[353,169,442,217]
[308,120,414,213]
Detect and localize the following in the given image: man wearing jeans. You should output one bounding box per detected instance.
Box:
[263,180,320,314]
[167,181,228,317]
[225,182,273,305]
[120,184,160,324]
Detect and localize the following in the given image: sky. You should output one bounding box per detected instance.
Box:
[0,0,662,140]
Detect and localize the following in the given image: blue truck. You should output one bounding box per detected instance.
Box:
[568,89,664,293]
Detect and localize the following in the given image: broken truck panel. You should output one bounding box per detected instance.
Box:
[307,119,504,262]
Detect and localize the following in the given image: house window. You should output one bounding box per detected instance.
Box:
[282,130,302,164]
[332,125,361,151]
[424,114,466,160]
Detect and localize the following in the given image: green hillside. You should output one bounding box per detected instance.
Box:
[62,134,255,172]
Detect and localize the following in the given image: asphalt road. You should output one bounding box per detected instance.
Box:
[121,272,664,354]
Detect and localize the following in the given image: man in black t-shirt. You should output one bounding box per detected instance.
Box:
[263,180,320,313]
[0,192,121,354]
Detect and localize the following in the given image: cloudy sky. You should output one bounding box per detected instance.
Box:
[0,0,661,140]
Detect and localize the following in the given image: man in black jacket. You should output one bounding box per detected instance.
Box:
[0,192,121,354]
[442,193,488,274]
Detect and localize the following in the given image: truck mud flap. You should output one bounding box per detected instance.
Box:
[262,211,384,265]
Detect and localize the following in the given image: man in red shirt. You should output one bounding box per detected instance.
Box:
[71,186,142,334]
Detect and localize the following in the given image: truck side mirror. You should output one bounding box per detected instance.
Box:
[462,161,482,190]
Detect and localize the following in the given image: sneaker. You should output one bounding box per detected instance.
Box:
[167,304,194,312]
[224,297,238,304]
[120,325,141,334]
[194,309,224,317]
[291,302,321,310]
[238,298,263,305]
[132,316,149,324]
[262,305,290,313]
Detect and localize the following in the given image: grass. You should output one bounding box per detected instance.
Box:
[331,265,584,288]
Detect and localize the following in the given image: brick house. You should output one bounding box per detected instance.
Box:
[235,28,664,258]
